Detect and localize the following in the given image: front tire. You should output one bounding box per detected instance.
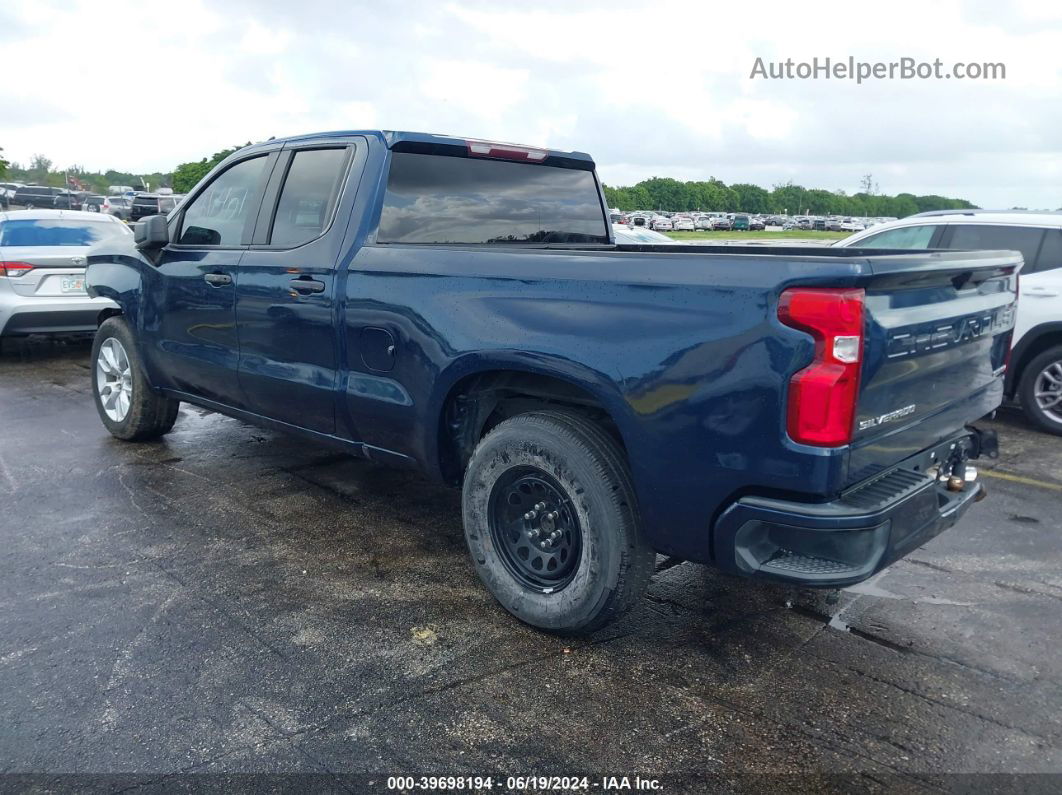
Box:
[91,317,180,441]
[462,411,654,634]
[1018,344,1062,436]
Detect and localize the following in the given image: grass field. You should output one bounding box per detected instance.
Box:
[664,229,848,242]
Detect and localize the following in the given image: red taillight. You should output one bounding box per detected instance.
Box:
[0,262,34,277]
[466,139,548,162]
[778,287,865,447]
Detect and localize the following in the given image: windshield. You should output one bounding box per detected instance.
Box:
[0,219,129,246]
[378,152,609,245]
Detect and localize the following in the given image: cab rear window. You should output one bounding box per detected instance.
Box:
[377,152,608,245]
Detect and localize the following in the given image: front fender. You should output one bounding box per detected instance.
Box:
[85,247,152,331]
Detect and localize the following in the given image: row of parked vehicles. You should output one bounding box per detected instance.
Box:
[0,183,184,223]
[611,210,898,233]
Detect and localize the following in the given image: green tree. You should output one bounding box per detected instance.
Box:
[30,154,52,183]
[730,183,770,213]
[0,147,8,180]
[172,143,250,193]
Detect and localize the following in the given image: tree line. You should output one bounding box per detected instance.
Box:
[0,145,248,195]
[602,176,978,217]
[0,143,987,217]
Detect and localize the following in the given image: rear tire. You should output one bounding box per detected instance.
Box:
[91,317,180,441]
[1018,344,1062,436]
[462,411,654,634]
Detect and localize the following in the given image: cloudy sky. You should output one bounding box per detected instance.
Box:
[2,0,1060,208]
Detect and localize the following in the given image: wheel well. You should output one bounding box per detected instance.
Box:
[97,307,122,326]
[438,370,626,484]
[1010,329,1062,396]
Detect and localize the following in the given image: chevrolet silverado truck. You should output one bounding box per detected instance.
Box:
[84,131,1018,633]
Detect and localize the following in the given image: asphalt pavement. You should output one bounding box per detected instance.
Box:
[0,335,1059,792]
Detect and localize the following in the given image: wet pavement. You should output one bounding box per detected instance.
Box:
[1,335,1060,791]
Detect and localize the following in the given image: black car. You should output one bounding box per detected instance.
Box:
[52,192,89,210]
[130,194,181,222]
[12,185,63,208]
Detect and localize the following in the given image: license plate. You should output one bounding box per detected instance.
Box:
[60,276,85,293]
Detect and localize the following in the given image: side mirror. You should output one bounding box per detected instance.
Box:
[134,214,169,250]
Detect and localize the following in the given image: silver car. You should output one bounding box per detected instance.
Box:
[0,210,129,339]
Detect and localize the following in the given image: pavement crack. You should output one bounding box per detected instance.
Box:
[809,651,1059,743]
[904,558,953,574]
[993,580,1062,603]
[151,560,291,663]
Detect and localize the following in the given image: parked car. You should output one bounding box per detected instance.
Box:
[836,210,1062,434]
[130,193,182,222]
[106,196,133,221]
[671,215,696,231]
[839,218,865,232]
[11,186,63,209]
[711,216,732,230]
[694,215,714,230]
[85,130,1013,634]
[81,195,109,213]
[748,216,765,231]
[612,224,682,244]
[0,210,128,342]
[731,214,750,231]
[0,183,23,206]
[650,216,673,231]
[52,192,88,210]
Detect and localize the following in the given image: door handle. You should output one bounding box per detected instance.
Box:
[289,277,326,294]
[204,272,232,286]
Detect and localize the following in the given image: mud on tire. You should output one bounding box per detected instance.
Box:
[462,410,654,634]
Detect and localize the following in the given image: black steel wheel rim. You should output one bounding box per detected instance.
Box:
[488,467,582,591]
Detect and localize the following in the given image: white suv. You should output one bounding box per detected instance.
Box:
[836,211,1062,435]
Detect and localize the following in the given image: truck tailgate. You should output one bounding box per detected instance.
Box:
[847,250,1019,485]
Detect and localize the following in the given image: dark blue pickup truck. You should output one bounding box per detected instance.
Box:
[85,130,1018,633]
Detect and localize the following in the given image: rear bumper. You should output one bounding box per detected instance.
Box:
[712,427,994,587]
[0,290,116,336]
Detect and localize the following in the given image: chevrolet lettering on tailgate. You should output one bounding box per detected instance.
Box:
[886,305,1016,360]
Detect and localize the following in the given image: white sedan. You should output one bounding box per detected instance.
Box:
[650,217,673,231]
[613,224,682,244]
[671,216,696,231]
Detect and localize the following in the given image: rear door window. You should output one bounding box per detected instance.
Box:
[855,224,939,248]
[943,225,1045,271]
[268,148,348,247]
[1032,228,1062,274]
[378,152,608,244]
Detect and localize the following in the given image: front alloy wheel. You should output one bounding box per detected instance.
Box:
[91,316,180,441]
[1033,360,1062,425]
[96,337,133,422]
[1019,344,1062,436]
